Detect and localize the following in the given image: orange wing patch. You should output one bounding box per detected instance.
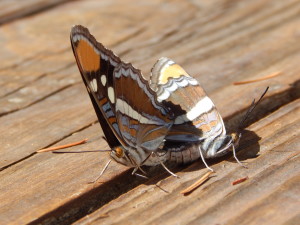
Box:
[118,121,137,138]
[192,119,205,126]
[159,64,189,84]
[198,120,218,133]
[108,117,117,124]
[76,39,100,72]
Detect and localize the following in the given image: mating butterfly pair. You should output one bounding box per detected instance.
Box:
[70,25,241,175]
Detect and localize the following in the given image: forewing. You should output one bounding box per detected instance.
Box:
[113,63,174,152]
[150,57,226,141]
[70,25,125,148]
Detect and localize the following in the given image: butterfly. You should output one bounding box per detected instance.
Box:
[70,25,176,175]
[70,25,267,175]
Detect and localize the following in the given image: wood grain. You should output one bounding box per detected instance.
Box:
[0,0,299,224]
[74,100,300,225]
[0,0,74,24]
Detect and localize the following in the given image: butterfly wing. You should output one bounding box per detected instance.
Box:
[150,57,226,142]
[71,26,173,152]
[113,63,174,152]
[70,25,125,149]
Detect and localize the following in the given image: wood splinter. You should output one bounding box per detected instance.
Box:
[37,138,88,153]
[180,171,214,195]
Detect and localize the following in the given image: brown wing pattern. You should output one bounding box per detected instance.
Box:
[113,63,174,151]
[71,26,174,152]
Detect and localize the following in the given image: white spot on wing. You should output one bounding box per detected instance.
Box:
[174,96,215,124]
[90,79,98,92]
[131,109,139,120]
[108,87,115,104]
[139,117,149,124]
[116,98,157,124]
[101,75,107,86]
[157,91,170,102]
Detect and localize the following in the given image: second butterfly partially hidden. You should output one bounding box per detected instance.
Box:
[70,25,243,176]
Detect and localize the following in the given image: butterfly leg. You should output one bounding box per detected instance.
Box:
[232,144,247,168]
[131,167,149,179]
[128,154,148,177]
[88,159,112,184]
[198,146,214,172]
[131,165,147,175]
[133,172,149,179]
[152,152,179,178]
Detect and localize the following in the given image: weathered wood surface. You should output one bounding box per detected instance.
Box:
[0,0,299,224]
[75,100,300,225]
[0,0,74,25]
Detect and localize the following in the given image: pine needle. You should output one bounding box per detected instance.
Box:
[180,171,214,195]
[233,71,281,85]
[37,138,88,152]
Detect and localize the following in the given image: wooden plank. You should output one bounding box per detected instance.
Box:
[74,99,300,225]
[1,0,299,97]
[0,62,79,116]
[0,0,299,224]
[0,0,298,167]
[0,123,129,225]
[1,100,298,225]
[0,0,74,25]
[0,84,96,168]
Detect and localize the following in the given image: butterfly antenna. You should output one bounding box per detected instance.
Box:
[231,87,268,167]
[52,149,111,154]
[238,87,269,131]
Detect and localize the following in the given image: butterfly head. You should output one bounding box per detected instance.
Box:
[110,146,133,167]
[110,146,148,168]
[204,132,241,158]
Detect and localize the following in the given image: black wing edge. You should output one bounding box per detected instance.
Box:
[70,25,121,149]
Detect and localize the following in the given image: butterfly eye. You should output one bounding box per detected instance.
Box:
[115,147,124,158]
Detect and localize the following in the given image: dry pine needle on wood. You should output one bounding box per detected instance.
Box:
[37,138,88,152]
[180,171,214,195]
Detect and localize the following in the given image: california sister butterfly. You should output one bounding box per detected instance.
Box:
[70,25,267,178]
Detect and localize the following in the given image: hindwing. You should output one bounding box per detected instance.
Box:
[150,57,226,142]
